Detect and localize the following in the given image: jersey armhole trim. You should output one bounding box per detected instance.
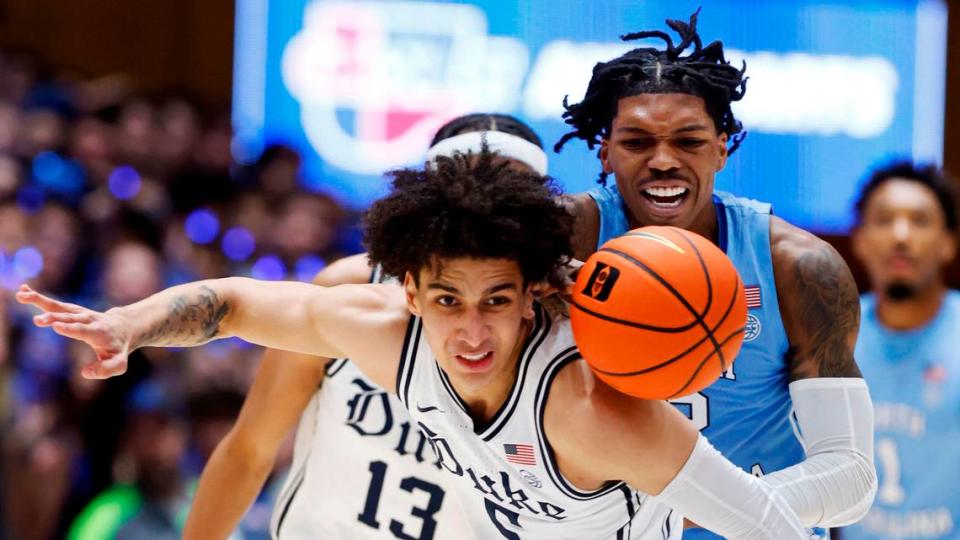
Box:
[325,358,349,378]
[272,465,307,538]
[395,316,421,408]
[534,347,626,501]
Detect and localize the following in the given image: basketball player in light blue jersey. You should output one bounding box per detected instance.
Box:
[844,162,960,540]
[554,10,877,538]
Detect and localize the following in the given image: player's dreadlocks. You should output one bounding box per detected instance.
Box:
[555,8,748,184]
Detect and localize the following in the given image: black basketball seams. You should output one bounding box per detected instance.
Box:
[593,280,743,377]
[599,245,728,370]
[592,278,742,377]
[623,229,714,318]
[667,325,745,399]
[569,298,701,333]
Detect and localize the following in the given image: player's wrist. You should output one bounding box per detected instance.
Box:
[107,305,145,352]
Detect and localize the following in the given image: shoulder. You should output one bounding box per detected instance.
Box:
[769,215,855,293]
[544,360,670,471]
[559,192,600,260]
[769,215,832,262]
[946,290,960,312]
[326,282,408,323]
[768,216,862,379]
[312,253,373,286]
[311,281,410,390]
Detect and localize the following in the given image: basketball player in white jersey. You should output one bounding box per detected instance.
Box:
[18,148,809,538]
[185,114,548,540]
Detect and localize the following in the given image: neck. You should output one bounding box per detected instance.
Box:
[459,318,533,427]
[629,202,720,244]
[687,202,720,244]
[875,282,947,331]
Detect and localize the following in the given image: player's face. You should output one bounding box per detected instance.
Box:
[601,93,728,231]
[404,257,535,405]
[853,179,956,294]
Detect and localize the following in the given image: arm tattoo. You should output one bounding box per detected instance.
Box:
[786,244,862,379]
[136,285,230,348]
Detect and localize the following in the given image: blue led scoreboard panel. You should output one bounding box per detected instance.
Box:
[233,0,946,233]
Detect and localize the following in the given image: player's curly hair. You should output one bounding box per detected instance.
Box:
[855,160,958,231]
[555,8,748,184]
[364,147,573,286]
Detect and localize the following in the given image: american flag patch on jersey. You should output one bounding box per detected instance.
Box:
[745,285,762,308]
[504,443,536,466]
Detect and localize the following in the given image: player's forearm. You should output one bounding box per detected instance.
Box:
[764,450,876,527]
[115,277,329,354]
[762,378,877,527]
[184,430,275,540]
[654,436,808,540]
[113,280,234,349]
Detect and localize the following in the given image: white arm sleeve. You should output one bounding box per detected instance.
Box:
[654,435,807,540]
[763,377,877,527]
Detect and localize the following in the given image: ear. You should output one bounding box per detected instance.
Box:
[522,284,536,320]
[403,272,422,316]
[851,225,867,262]
[600,139,614,174]
[716,132,729,171]
[940,231,957,265]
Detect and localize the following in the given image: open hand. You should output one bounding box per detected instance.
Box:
[15,284,132,379]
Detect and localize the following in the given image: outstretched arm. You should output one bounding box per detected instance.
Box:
[16,274,406,387]
[547,362,808,540]
[768,216,877,527]
[183,255,373,540]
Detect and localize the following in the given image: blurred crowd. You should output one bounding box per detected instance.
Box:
[0,50,359,540]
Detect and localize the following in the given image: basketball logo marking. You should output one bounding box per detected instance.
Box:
[581,262,621,301]
[744,314,762,342]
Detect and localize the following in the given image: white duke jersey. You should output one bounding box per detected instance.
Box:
[395,304,682,539]
[271,358,475,539]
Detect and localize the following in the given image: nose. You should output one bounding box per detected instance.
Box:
[457,308,491,349]
[648,141,681,172]
[891,217,911,244]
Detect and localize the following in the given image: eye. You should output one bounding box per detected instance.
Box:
[678,138,707,149]
[621,138,652,150]
[871,212,894,226]
[484,296,511,307]
[912,213,932,227]
[436,295,459,307]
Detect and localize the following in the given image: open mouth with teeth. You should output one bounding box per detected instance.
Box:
[457,351,492,362]
[454,350,495,373]
[642,186,690,208]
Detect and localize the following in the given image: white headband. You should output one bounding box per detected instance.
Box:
[425,130,548,175]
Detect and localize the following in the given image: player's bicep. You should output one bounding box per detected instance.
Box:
[306,284,408,391]
[775,233,862,380]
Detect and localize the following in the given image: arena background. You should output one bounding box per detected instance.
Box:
[3,0,956,284]
[0,1,956,539]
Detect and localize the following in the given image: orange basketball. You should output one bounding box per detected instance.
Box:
[570,226,748,400]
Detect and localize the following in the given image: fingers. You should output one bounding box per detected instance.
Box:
[49,321,104,342]
[81,355,128,380]
[33,312,94,327]
[15,285,84,314]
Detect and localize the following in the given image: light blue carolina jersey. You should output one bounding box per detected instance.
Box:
[588,185,809,540]
[843,292,960,540]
